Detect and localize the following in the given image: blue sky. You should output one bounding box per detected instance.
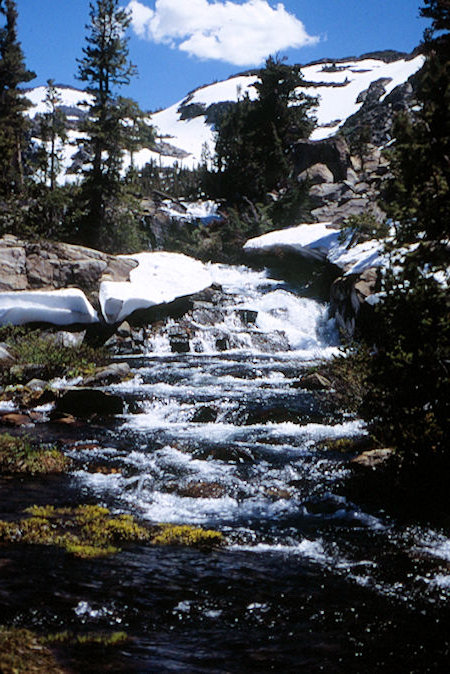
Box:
[16,0,429,111]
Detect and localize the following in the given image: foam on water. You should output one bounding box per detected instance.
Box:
[72,259,450,611]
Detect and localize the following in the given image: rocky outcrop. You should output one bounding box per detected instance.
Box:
[295,137,387,225]
[330,267,379,339]
[0,235,137,309]
[293,137,351,183]
[342,77,419,147]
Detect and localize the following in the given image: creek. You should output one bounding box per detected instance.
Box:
[1,263,450,672]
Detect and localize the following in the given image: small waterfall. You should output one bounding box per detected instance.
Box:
[145,263,340,359]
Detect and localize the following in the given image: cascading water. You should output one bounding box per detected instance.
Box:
[74,264,356,537]
[2,263,450,672]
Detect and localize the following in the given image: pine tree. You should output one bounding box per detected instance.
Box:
[36,79,67,190]
[0,0,35,196]
[420,0,450,45]
[213,56,317,205]
[120,98,153,166]
[360,0,450,482]
[383,1,450,245]
[77,0,138,249]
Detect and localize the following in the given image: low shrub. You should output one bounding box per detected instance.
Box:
[309,346,371,414]
[0,326,107,385]
[0,434,71,475]
[339,212,389,245]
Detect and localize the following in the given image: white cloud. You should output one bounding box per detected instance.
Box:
[127,0,319,66]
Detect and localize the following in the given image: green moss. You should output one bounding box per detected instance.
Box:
[63,542,119,558]
[0,434,71,475]
[152,524,223,548]
[0,505,150,558]
[0,626,64,674]
[0,506,224,557]
[44,630,128,647]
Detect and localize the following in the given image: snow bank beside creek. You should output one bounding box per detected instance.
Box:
[0,289,99,327]
[0,252,213,328]
[100,252,213,324]
[244,222,385,275]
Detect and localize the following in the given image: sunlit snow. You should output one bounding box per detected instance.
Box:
[25,54,424,173]
[244,222,385,275]
[99,251,213,324]
[0,289,99,326]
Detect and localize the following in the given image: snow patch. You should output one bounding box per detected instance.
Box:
[99,251,213,324]
[0,289,99,327]
[244,222,386,275]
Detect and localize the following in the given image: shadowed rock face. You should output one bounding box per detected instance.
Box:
[293,137,351,183]
[0,235,137,309]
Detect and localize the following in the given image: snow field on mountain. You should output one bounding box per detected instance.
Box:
[25,54,424,172]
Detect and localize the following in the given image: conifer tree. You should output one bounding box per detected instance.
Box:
[360,0,450,480]
[117,96,155,172]
[77,0,138,249]
[37,79,67,190]
[214,56,317,204]
[383,0,450,246]
[0,0,35,195]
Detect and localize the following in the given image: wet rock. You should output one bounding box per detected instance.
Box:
[298,373,332,391]
[131,327,145,344]
[242,401,317,425]
[318,436,374,454]
[82,362,131,386]
[169,329,190,353]
[177,481,226,498]
[250,331,290,353]
[191,406,219,423]
[54,388,124,418]
[192,304,225,326]
[264,488,292,500]
[351,448,395,471]
[304,495,344,515]
[215,336,230,351]
[0,412,33,427]
[195,446,255,463]
[237,309,258,325]
[68,442,102,451]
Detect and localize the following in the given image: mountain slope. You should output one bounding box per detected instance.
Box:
[25,52,424,180]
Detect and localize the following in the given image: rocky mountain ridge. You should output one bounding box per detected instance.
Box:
[25,51,424,179]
